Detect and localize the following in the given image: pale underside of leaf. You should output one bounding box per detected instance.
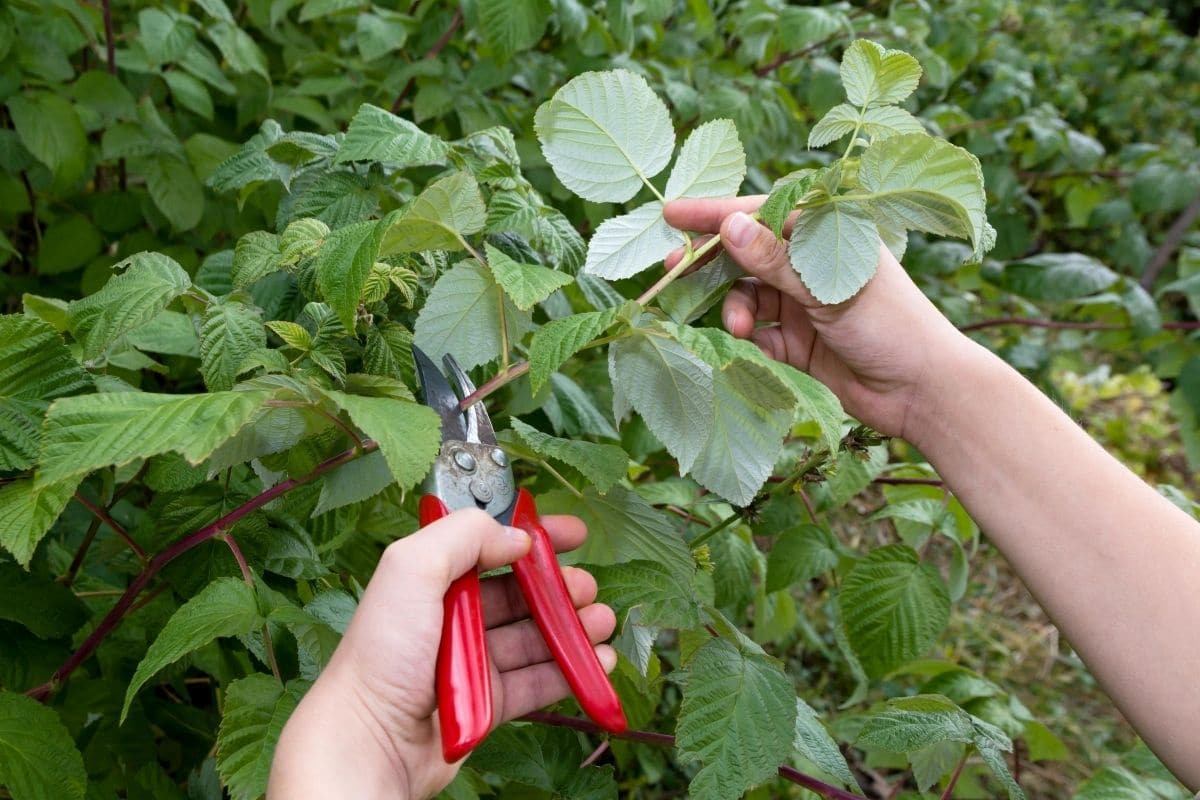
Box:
[413,260,532,370]
[665,119,747,200]
[789,201,881,304]
[584,201,685,279]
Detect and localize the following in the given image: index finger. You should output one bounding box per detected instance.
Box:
[663,195,767,233]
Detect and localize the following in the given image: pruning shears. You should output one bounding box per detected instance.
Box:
[413,346,628,763]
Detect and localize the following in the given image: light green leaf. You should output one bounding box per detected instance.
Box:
[857,133,992,260]
[356,11,409,61]
[766,524,842,593]
[610,324,714,473]
[658,253,742,325]
[760,359,844,456]
[583,201,684,279]
[469,725,617,798]
[362,322,414,382]
[163,70,213,120]
[0,691,87,800]
[0,477,80,568]
[793,698,857,788]
[139,152,205,231]
[323,391,441,488]
[839,545,950,677]
[200,301,267,391]
[789,200,880,304]
[138,8,196,64]
[413,259,531,370]
[759,170,819,238]
[676,636,797,800]
[0,315,92,402]
[485,191,586,272]
[665,119,746,200]
[590,559,699,628]
[232,231,282,288]
[538,486,694,582]
[528,307,622,394]
[808,104,861,149]
[1073,766,1152,800]
[207,21,269,81]
[6,92,87,186]
[67,252,192,361]
[986,252,1118,301]
[856,694,975,753]
[335,104,449,167]
[216,675,310,800]
[535,69,675,203]
[910,739,967,792]
[38,390,271,486]
[279,218,329,264]
[475,0,550,58]
[972,717,1025,800]
[840,39,922,108]
[0,400,40,473]
[379,172,486,255]
[314,218,386,329]
[689,358,793,505]
[266,321,311,351]
[509,418,627,492]
[122,578,263,720]
[809,103,925,149]
[127,310,200,357]
[486,243,573,311]
[193,0,235,22]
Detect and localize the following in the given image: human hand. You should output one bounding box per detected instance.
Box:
[664,197,970,439]
[268,509,617,800]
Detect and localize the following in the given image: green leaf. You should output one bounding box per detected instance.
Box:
[127,310,200,357]
[759,170,818,239]
[216,675,310,800]
[0,315,92,402]
[664,119,746,200]
[910,739,967,792]
[1073,766,1154,800]
[36,215,102,275]
[138,9,196,64]
[583,201,684,279]
[610,324,714,473]
[163,69,213,120]
[0,401,41,473]
[658,253,742,325]
[856,133,993,260]
[475,0,550,59]
[766,524,842,593]
[986,252,1118,301]
[199,301,266,392]
[676,636,797,800]
[122,578,263,721]
[6,92,87,186]
[335,104,449,167]
[266,321,312,351]
[38,389,271,486]
[314,218,386,329]
[485,243,573,311]
[207,21,269,81]
[839,545,950,677]
[840,39,922,108]
[793,698,856,788]
[538,486,694,582]
[689,357,793,505]
[789,200,880,305]
[0,560,88,638]
[855,694,974,752]
[509,418,627,492]
[760,359,844,457]
[323,391,441,488]
[535,69,675,203]
[485,191,585,272]
[0,478,80,568]
[589,559,699,628]
[356,11,409,61]
[413,259,531,370]
[280,218,329,264]
[67,252,192,361]
[972,717,1025,800]
[233,232,282,288]
[528,307,622,394]
[362,322,414,383]
[139,153,205,231]
[379,172,486,255]
[809,103,924,148]
[0,691,86,800]
[469,725,617,799]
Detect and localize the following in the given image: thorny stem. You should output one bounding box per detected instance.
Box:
[522,712,864,800]
[73,491,147,561]
[27,442,376,702]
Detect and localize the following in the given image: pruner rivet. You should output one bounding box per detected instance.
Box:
[490,448,508,467]
[453,450,477,472]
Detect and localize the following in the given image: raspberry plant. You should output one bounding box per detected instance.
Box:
[1,2,1197,799]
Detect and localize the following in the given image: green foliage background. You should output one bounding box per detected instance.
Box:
[1,1,1198,798]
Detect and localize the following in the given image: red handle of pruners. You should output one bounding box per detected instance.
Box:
[422,495,493,763]
[509,488,628,734]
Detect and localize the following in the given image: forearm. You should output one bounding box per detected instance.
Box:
[906,338,1200,789]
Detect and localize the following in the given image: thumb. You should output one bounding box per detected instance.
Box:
[390,508,532,590]
[720,212,821,309]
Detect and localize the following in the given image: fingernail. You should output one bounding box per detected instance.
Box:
[726,212,756,248]
[505,526,531,548]
[723,308,735,331]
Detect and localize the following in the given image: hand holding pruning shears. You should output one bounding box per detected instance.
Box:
[268,349,623,800]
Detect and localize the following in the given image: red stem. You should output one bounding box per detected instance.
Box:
[459,361,530,411]
[521,712,863,800]
[27,442,374,701]
[939,750,969,799]
[873,477,945,487]
[73,491,147,560]
[391,9,463,113]
[958,317,1200,333]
